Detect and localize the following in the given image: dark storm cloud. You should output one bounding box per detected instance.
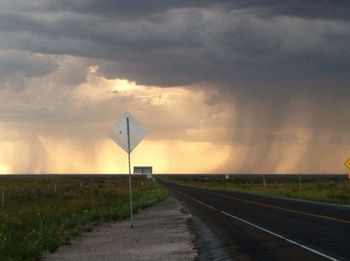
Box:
[35,0,350,22]
[42,0,222,18]
[0,0,349,173]
[1,0,349,89]
[0,51,56,78]
[0,0,349,132]
[229,0,350,21]
[0,50,57,89]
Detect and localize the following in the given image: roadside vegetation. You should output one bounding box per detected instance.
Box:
[165,175,350,205]
[0,175,169,261]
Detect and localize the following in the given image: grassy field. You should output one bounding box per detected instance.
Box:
[163,174,350,205]
[0,175,169,261]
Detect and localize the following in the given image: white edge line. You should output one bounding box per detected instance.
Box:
[178,192,339,261]
[178,192,217,211]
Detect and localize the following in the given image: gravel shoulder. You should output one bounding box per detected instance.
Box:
[191,215,230,261]
[44,197,197,261]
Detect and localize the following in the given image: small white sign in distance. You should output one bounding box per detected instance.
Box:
[109,112,148,153]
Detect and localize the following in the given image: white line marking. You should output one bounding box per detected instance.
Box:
[178,192,339,261]
[178,192,217,211]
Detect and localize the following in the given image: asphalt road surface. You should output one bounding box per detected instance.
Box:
[160,181,350,261]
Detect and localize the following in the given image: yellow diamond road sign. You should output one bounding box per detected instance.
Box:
[345,159,350,170]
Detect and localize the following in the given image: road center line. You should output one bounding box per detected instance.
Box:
[178,191,339,261]
[205,190,350,225]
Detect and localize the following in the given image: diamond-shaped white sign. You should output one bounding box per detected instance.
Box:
[109,112,148,153]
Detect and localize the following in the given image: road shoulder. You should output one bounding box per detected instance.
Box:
[44,197,197,261]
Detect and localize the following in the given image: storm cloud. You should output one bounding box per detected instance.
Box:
[1,1,349,86]
[0,1,349,173]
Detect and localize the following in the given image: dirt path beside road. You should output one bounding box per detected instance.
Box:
[45,197,197,261]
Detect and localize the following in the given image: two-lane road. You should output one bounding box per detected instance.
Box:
[161,181,350,260]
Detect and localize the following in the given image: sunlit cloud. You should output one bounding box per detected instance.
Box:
[0,64,235,174]
[0,1,349,174]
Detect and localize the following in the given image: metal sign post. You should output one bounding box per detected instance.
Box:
[126,117,133,228]
[109,112,148,228]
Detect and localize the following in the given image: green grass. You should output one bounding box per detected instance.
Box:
[0,175,169,261]
[165,175,350,205]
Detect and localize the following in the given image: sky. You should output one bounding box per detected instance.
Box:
[0,0,349,174]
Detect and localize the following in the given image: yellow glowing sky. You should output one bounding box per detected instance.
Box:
[0,68,234,174]
[0,63,349,174]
